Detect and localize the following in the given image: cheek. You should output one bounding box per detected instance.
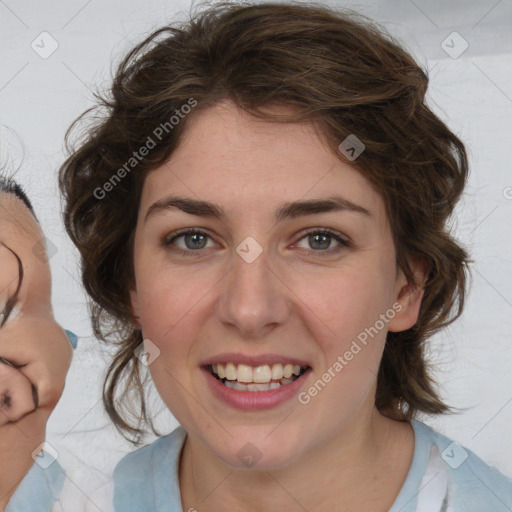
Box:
[290,266,394,419]
[288,260,395,352]
[134,268,209,388]
[136,265,206,336]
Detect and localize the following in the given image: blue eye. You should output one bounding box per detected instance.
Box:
[295,228,351,254]
[164,229,216,256]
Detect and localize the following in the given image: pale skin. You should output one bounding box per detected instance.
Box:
[0,193,72,509]
[129,100,427,511]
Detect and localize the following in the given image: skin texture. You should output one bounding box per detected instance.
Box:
[129,100,426,511]
[0,192,72,509]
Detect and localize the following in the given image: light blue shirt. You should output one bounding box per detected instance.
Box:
[5,447,65,512]
[4,329,77,512]
[113,419,512,511]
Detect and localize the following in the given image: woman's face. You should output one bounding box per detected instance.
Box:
[130,100,424,469]
[0,193,72,423]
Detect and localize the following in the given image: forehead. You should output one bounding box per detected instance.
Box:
[141,101,386,224]
[0,193,40,243]
[0,193,50,307]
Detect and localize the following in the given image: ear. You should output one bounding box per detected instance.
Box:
[387,257,428,333]
[129,288,141,327]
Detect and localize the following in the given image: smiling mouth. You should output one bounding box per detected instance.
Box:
[207,362,310,392]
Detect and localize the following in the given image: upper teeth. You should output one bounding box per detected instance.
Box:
[211,363,305,383]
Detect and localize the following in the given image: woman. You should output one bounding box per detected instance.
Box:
[0,176,73,511]
[59,2,512,510]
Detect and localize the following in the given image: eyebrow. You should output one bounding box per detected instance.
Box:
[144,195,371,224]
[0,242,23,328]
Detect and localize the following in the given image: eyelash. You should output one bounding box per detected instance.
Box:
[163,227,351,257]
[0,296,16,328]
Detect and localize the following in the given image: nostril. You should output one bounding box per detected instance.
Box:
[0,389,12,411]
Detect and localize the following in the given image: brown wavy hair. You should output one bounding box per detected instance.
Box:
[59,0,470,443]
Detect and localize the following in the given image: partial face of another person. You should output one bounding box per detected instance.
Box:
[130,100,424,469]
[0,189,72,426]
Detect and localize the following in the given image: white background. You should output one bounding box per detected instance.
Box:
[1,0,511,508]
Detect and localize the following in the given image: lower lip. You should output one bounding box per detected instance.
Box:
[202,367,311,410]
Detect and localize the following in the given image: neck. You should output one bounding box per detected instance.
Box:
[179,409,414,512]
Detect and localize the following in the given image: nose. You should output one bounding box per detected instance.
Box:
[216,244,291,338]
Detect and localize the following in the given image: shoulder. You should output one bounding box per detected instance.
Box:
[6,453,66,512]
[113,426,186,512]
[113,426,186,479]
[412,419,512,511]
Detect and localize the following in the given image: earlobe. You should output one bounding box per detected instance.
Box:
[388,260,428,333]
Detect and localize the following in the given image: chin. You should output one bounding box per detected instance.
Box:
[207,428,306,471]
